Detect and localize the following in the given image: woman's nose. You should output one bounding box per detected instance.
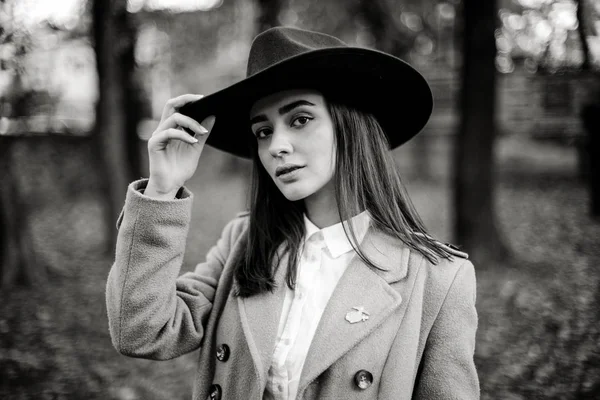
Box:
[268,129,293,157]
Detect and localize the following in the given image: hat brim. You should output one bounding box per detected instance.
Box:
[179,47,433,159]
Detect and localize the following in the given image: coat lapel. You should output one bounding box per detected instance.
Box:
[235,228,417,394]
[298,228,414,390]
[237,252,288,390]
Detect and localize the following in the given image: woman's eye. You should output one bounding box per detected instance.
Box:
[255,128,272,139]
[291,115,312,127]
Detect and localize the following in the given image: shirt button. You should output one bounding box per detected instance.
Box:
[297,292,303,300]
[277,384,284,392]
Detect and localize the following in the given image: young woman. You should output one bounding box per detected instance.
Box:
[106,26,479,400]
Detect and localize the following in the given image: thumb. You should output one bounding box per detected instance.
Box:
[200,115,216,133]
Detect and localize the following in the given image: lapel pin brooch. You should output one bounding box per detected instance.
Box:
[345,306,370,324]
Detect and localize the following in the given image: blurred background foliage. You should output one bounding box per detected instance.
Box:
[1,0,600,399]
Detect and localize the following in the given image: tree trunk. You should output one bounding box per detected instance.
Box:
[92,0,139,252]
[0,68,39,288]
[581,89,600,218]
[574,0,600,217]
[256,0,282,33]
[0,138,39,288]
[575,0,591,71]
[453,0,509,264]
[355,0,412,58]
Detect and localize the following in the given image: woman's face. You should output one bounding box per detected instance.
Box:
[250,89,336,202]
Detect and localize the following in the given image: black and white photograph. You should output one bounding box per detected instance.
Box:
[1,0,599,399]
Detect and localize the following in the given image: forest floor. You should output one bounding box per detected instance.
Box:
[1,136,599,399]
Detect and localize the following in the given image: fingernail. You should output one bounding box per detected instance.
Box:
[199,125,208,134]
[191,137,199,143]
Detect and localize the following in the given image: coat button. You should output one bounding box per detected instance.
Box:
[207,384,222,400]
[354,370,373,390]
[216,344,230,362]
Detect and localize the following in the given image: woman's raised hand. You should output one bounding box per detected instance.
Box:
[146,94,215,199]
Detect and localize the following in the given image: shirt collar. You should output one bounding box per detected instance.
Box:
[303,211,371,258]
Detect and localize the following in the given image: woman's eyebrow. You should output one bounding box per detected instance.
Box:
[278,100,315,116]
[250,100,316,126]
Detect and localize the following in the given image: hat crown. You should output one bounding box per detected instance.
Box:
[246,26,347,77]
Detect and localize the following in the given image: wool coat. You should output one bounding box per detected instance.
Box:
[106,180,480,400]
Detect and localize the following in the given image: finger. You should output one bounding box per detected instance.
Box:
[199,115,216,133]
[161,94,204,122]
[178,126,195,136]
[158,113,208,137]
[150,128,199,148]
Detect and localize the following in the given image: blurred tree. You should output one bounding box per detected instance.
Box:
[454,0,509,264]
[257,0,283,32]
[0,117,38,288]
[575,0,600,217]
[581,88,600,218]
[92,0,141,251]
[0,0,38,287]
[354,0,413,58]
[497,0,598,72]
[575,0,591,70]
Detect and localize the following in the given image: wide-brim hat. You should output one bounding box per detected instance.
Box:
[179,26,433,159]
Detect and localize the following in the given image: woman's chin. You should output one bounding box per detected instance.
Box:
[277,183,311,202]
[275,178,333,203]
[280,189,309,202]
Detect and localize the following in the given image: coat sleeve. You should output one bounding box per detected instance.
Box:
[105,179,246,360]
[414,260,480,399]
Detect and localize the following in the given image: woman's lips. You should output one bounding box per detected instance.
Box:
[275,164,304,177]
[277,166,304,182]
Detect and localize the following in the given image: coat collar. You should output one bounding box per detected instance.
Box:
[236,226,415,394]
[358,226,412,284]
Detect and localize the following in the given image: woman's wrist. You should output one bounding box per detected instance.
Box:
[144,179,180,200]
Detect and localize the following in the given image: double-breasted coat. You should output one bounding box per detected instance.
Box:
[106,180,480,399]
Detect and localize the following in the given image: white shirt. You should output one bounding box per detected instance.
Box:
[263,211,371,400]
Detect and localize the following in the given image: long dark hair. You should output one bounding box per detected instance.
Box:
[234,98,453,297]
